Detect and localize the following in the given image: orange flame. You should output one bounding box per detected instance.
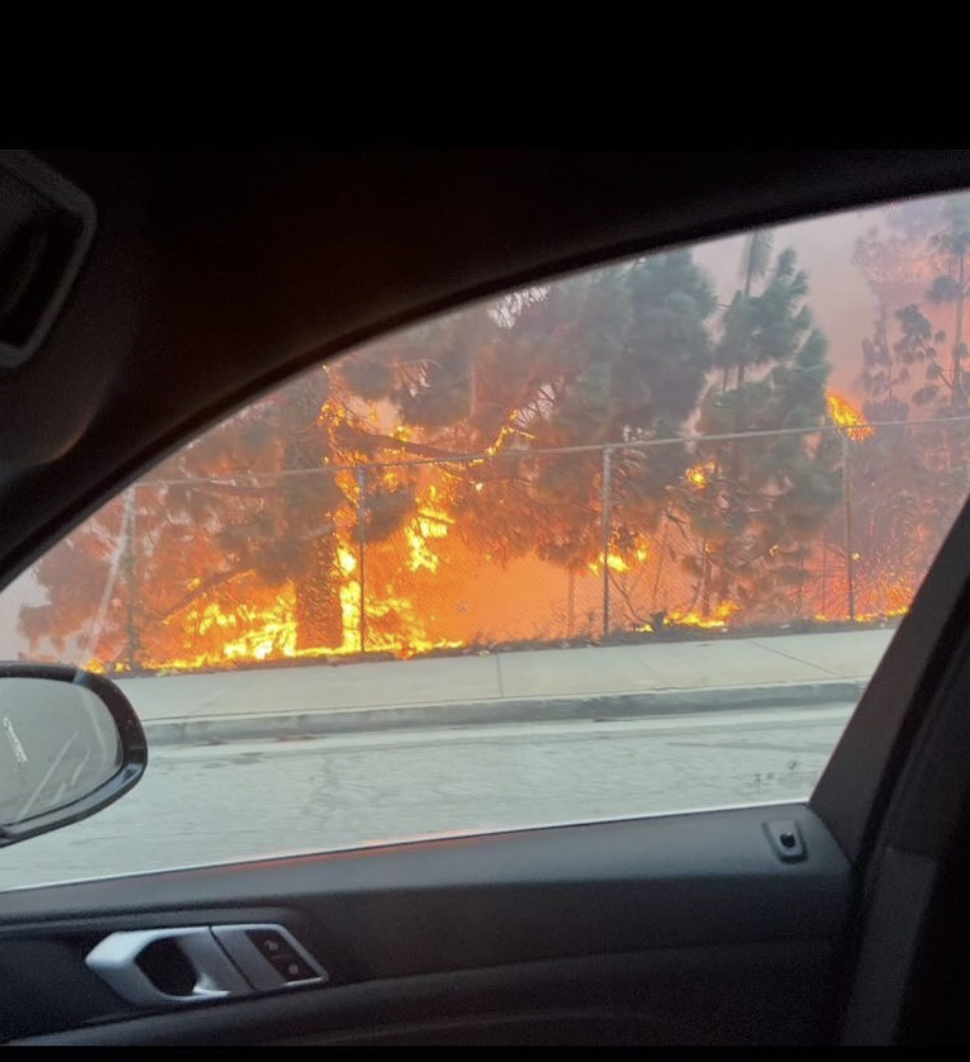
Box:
[640,600,740,634]
[405,485,452,574]
[685,461,714,488]
[98,476,468,674]
[588,552,631,575]
[827,391,873,442]
[79,387,905,676]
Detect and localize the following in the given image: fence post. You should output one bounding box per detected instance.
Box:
[123,485,140,671]
[820,528,828,618]
[356,466,367,653]
[842,434,856,622]
[601,447,613,640]
[652,516,669,610]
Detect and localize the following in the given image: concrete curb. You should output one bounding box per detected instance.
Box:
[141,678,868,746]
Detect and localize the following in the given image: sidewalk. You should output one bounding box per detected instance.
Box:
[112,628,896,746]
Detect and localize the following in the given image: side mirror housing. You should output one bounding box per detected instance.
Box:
[0,663,147,847]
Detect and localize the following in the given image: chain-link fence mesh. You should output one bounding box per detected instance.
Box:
[16,418,970,672]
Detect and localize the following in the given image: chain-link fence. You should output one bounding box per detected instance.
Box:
[24,416,970,672]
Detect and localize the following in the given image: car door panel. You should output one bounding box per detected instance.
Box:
[14,945,836,1046]
[1,803,848,1044]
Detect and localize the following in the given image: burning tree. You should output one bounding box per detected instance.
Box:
[20,250,720,669]
[853,192,970,414]
[333,251,717,575]
[19,368,427,668]
[842,194,970,618]
[677,243,842,622]
[831,318,926,618]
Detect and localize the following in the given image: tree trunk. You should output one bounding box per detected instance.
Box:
[955,252,966,405]
[699,450,725,619]
[122,489,142,671]
[700,545,713,618]
[295,534,345,650]
[725,245,756,563]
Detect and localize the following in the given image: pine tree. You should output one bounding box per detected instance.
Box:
[926,194,970,407]
[679,246,841,621]
[18,365,424,666]
[848,193,970,607]
[331,252,717,573]
[834,309,923,616]
[20,251,719,666]
[853,192,970,413]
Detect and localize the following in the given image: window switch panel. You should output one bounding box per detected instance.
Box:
[212,923,329,992]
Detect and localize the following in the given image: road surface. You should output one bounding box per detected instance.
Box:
[0,702,853,892]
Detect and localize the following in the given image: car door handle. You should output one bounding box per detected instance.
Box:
[85,927,255,1007]
[85,923,329,1007]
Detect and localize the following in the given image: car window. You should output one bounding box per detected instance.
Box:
[3,189,970,890]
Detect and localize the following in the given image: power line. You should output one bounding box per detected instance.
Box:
[136,413,970,489]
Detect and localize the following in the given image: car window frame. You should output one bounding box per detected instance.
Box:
[1,191,968,880]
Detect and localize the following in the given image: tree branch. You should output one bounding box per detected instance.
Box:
[357,432,482,461]
[157,566,259,622]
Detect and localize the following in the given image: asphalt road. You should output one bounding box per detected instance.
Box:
[0,702,854,893]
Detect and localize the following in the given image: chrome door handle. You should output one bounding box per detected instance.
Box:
[86,923,329,1008]
[85,927,252,1007]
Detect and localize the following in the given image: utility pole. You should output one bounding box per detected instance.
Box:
[356,466,367,652]
[601,448,613,639]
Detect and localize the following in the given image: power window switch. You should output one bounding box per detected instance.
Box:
[268,951,318,983]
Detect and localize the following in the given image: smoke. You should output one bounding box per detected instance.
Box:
[694,206,883,395]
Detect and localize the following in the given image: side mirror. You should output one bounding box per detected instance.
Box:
[0,663,147,847]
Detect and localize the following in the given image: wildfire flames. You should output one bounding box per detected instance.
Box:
[404,487,452,574]
[87,475,467,674]
[639,600,740,634]
[685,460,717,489]
[827,391,873,442]
[83,387,908,676]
